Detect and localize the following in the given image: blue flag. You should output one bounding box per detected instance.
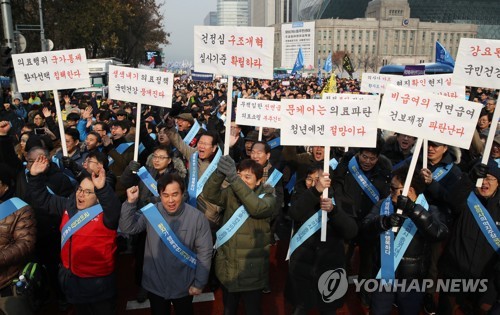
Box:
[436,41,455,68]
[323,52,332,73]
[317,58,323,86]
[291,47,304,74]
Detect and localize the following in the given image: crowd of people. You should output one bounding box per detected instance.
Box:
[0,75,499,315]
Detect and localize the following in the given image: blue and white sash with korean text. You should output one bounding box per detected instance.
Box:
[141,203,197,269]
[266,169,283,188]
[187,148,223,206]
[60,204,103,248]
[380,197,395,282]
[183,121,201,145]
[137,167,159,197]
[432,163,453,182]
[214,194,266,250]
[376,194,429,279]
[348,157,380,204]
[267,137,280,150]
[0,198,28,221]
[467,192,500,253]
[286,207,332,260]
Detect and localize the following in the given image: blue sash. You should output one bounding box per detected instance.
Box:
[141,203,197,269]
[348,157,380,204]
[139,142,146,155]
[376,194,429,279]
[266,169,283,188]
[432,163,453,182]
[187,148,223,207]
[183,121,201,145]
[187,152,199,207]
[287,209,330,259]
[285,172,297,194]
[116,142,134,154]
[60,204,103,248]
[150,133,157,140]
[214,194,266,250]
[137,167,159,197]
[330,158,338,205]
[380,197,395,281]
[0,198,28,221]
[108,142,133,166]
[52,155,78,186]
[267,137,280,150]
[467,192,500,253]
[495,158,500,168]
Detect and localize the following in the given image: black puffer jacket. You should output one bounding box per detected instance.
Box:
[285,181,357,311]
[362,199,448,279]
[440,175,500,280]
[332,154,391,229]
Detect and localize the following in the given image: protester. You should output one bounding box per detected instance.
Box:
[27,155,121,314]
[362,166,448,315]
[286,167,357,314]
[203,157,276,315]
[438,160,500,314]
[119,174,212,315]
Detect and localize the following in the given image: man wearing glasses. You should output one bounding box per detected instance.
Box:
[438,160,500,314]
[27,154,122,314]
[164,116,222,235]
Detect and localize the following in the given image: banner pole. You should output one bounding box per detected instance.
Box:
[393,137,423,232]
[423,140,428,169]
[133,103,142,162]
[477,105,500,187]
[321,146,330,242]
[258,127,263,141]
[224,76,233,156]
[53,90,68,156]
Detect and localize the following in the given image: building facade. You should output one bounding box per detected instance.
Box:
[217,0,249,26]
[273,0,477,71]
[204,11,218,26]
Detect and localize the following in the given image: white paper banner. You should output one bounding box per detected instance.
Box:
[361,73,465,98]
[280,95,380,147]
[453,38,500,89]
[194,25,274,80]
[378,85,482,149]
[235,98,281,127]
[12,48,90,92]
[108,65,174,107]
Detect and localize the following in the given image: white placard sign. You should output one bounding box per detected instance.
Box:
[281,21,315,70]
[235,98,281,127]
[280,95,380,147]
[361,73,465,98]
[12,48,90,92]
[108,65,174,107]
[378,85,482,149]
[453,38,500,89]
[194,26,274,80]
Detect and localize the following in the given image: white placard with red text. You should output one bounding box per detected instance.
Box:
[378,85,482,149]
[12,49,90,92]
[280,95,380,147]
[108,65,174,107]
[452,38,500,89]
[235,98,281,127]
[361,73,465,98]
[194,25,274,80]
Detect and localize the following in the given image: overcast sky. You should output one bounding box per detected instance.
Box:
[160,0,217,62]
